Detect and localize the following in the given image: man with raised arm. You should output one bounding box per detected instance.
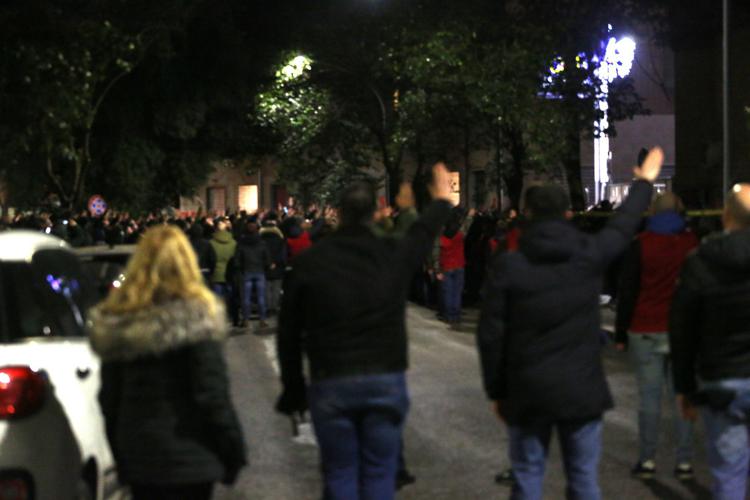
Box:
[478,148,664,500]
[276,163,454,500]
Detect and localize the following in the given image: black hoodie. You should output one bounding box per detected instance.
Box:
[478,180,653,425]
[670,229,750,395]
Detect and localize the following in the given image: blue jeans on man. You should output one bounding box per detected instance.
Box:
[241,272,266,321]
[440,268,464,322]
[212,282,236,323]
[308,372,409,500]
[700,377,750,500]
[628,332,693,464]
[509,418,602,500]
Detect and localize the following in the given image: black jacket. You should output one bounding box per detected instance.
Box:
[478,180,653,425]
[276,200,452,413]
[234,233,270,275]
[670,229,750,395]
[260,226,287,280]
[191,237,217,281]
[89,298,247,485]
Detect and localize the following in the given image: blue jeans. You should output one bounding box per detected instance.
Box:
[700,378,750,500]
[628,333,693,464]
[440,269,464,321]
[240,272,266,321]
[308,372,409,500]
[509,418,602,500]
[211,282,234,322]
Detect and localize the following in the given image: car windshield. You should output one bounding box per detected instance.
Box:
[0,249,98,341]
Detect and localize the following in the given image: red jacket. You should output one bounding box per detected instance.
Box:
[439,232,465,271]
[287,232,312,261]
[629,230,698,332]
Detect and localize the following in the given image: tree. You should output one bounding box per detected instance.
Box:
[0,3,142,209]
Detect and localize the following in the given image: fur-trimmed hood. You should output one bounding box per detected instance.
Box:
[88,297,228,361]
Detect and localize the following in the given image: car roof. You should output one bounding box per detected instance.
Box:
[74,245,136,258]
[0,230,69,262]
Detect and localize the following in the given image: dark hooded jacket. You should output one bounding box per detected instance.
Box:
[670,228,750,395]
[478,180,653,425]
[234,231,270,275]
[277,200,453,413]
[89,297,247,486]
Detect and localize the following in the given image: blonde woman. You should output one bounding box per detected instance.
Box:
[89,225,247,500]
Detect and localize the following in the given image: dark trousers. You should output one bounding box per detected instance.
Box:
[309,372,409,500]
[131,482,214,500]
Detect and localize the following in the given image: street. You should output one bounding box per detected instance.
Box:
[213,305,722,500]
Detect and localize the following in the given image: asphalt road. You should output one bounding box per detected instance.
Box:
[214,305,724,500]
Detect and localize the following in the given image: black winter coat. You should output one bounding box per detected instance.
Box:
[260,227,287,280]
[670,228,750,395]
[234,233,270,275]
[191,237,217,282]
[276,200,452,413]
[89,298,247,486]
[478,180,653,425]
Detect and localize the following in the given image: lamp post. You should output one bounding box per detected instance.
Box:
[723,0,730,200]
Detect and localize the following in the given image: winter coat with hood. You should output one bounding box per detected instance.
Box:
[478,180,653,425]
[670,228,750,396]
[88,297,247,486]
[260,225,287,280]
[234,232,270,275]
[210,230,237,284]
[615,210,698,344]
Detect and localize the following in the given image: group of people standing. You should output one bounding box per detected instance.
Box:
[79,146,750,500]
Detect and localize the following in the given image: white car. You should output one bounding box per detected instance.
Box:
[0,231,120,499]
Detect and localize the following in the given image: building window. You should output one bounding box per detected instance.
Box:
[207,187,226,215]
[238,185,258,213]
[449,172,461,206]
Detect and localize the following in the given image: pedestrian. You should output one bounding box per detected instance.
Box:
[285,218,312,262]
[670,183,750,500]
[210,217,237,322]
[435,207,474,325]
[234,220,271,329]
[88,225,247,500]
[275,163,454,500]
[189,223,217,284]
[260,213,287,316]
[615,192,698,480]
[477,147,664,500]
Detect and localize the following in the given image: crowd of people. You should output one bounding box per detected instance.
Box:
[7,148,750,500]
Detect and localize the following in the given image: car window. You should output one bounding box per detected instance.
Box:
[1,249,98,341]
[78,254,131,299]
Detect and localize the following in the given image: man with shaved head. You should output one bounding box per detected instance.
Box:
[670,183,750,500]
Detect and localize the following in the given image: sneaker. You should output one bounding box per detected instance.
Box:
[674,463,694,481]
[631,460,656,479]
[495,468,515,486]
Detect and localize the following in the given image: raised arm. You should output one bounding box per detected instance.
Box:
[399,163,454,269]
[593,147,663,265]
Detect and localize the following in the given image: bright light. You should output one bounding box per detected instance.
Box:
[278,55,312,82]
[0,372,9,385]
[112,280,122,288]
[593,31,636,205]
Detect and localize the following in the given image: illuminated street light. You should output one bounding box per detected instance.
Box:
[277,54,313,82]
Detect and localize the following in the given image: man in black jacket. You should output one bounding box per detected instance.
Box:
[276,163,453,500]
[234,221,271,329]
[478,147,663,500]
[670,183,750,500]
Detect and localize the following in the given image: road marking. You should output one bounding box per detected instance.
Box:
[263,337,280,375]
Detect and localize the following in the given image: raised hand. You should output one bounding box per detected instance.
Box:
[633,146,664,183]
